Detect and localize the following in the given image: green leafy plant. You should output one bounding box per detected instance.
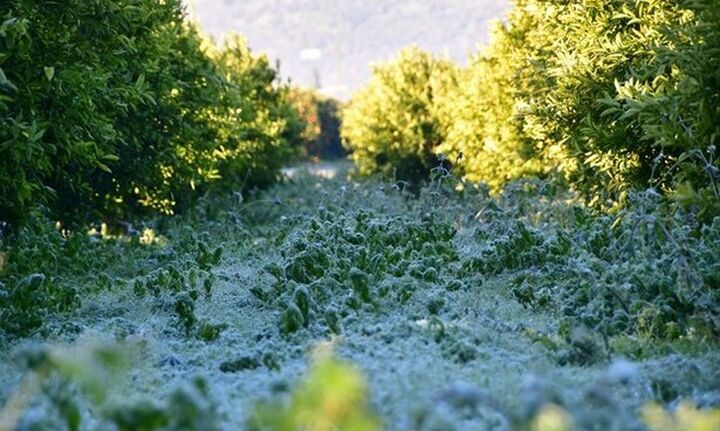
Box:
[3,341,222,431]
[259,205,457,335]
[248,352,380,431]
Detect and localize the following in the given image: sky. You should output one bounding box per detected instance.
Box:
[187,0,510,99]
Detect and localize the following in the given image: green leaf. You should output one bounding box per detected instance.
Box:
[135,73,145,90]
[0,67,18,93]
[97,162,113,173]
[44,66,55,81]
[102,153,120,162]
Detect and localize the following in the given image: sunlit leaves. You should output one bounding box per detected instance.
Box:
[341,46,458,182]
[345,1,720,213]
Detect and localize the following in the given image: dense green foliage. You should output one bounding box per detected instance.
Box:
[342,47,458,181]
[450,0,720,209]
[0,0,298,227]
[344,1,720,212]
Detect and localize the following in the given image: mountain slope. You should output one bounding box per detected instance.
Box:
[188,0,510,99]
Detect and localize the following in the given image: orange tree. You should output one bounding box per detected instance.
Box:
[341,47,458,182]
[0,0,300,228]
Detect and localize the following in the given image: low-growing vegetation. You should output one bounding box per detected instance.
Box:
[1,168,718,430]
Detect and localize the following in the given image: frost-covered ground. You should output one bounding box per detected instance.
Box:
[1,163,719,430]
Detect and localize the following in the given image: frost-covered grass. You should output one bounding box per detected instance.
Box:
[0,163,718,430]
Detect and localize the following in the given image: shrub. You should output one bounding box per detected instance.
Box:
[521,0,719,208]
[208,36,301,191]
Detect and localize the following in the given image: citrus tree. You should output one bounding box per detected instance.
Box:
[341,46,458,182]
[0,0,300,227]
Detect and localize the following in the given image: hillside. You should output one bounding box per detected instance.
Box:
[187,0,510,99]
